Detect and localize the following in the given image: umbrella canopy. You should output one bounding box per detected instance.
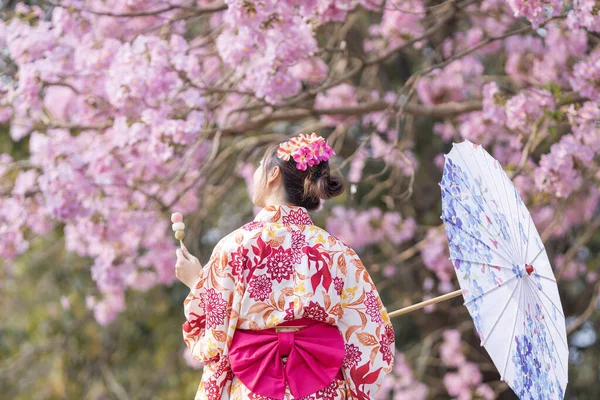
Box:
[440,140,568,400]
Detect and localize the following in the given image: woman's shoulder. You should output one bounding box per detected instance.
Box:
[217,218,358,257]
[214,221,268,249]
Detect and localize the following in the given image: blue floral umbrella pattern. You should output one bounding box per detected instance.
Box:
[440,140,568,400]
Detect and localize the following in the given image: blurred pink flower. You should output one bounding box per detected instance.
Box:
[60,295,70,311]
[183,348,204,370]
[314,84,359,126]
[421,227,453,284]
[440,329,466,367]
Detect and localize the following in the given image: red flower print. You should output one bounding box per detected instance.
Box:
[182,312,205,336]
[343,343,362,369]
[290,230,307,263]
[302,301,328,322]
[364,291,383,324]
[315,380,338,400]
[333,277,344,295]
[379,324,395,364]
[248,274,272,301]
[226,369,234,382]
[200,288,228,329]
[266,247,294,283]
[228,245,249,278]
[243,221,265,231]
[282,208,313,225]
[204,380,220,400]
[379,338,393,364]
[284,301,295,321]
[214,357,231,377]
[384,324,395,343]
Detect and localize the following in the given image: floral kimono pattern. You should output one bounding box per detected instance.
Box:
[183,205,395,399]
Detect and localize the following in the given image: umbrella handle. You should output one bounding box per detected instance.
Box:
[388,289,463,319]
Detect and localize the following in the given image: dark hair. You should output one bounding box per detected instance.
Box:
[262,142,345,211]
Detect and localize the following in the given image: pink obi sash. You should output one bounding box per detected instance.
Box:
[228,318,345,399]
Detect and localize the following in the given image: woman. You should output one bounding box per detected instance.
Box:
[176,133,395,400]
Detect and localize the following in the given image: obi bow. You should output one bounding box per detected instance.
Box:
[228,319,345,399]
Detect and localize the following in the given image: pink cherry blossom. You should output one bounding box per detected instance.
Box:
[326,206,415,250]
[482,82,506,125]
[468,0,516,36]
[533,23,588,86]
[570,48,600,101]
[375,353,428,400]
[417,57,484,106]
[440,329,466,367]
[568,102,600,152]
[568,0,600,32]
[534,134,594,198]
[505,88,555,133]
[506,0,562,28]
[314,84,359,126]
[504,35,544,86]
[421,227,453,284]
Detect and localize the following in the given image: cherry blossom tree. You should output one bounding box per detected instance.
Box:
[1,0,599,398]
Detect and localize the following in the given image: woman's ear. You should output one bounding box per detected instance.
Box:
[266,166,281,187]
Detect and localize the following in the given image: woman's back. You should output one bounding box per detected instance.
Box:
[183,205,395,400]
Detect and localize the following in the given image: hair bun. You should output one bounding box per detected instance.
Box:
[302,168,345,202]
[321,175,344,199]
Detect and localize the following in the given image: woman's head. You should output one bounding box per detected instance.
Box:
[252,135,344,211]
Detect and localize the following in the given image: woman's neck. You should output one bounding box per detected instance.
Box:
[261,192,292,208]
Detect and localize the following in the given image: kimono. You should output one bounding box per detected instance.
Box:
[183,205,395,399]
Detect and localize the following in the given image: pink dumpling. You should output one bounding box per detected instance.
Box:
[171,212,183,223]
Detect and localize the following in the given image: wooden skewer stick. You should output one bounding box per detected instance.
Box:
[388,289,463,319]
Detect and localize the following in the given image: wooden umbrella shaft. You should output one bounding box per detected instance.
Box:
[388,289,463,319]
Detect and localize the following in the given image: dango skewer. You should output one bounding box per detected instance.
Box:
[171,212,185,244]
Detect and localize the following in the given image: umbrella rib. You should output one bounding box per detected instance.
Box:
[522,287,568,396]
[481,277,521,347]
[526,278,567,327]
[501,160,525,265]
[522,284,557,384]
[525,281,569,353]
[535,274,557,284]
[523,213,533,269]
[461,145,522,263]
[527,246,546,268]
[522,276,565,317]
[501,279,523,380]
[512,182,525,265]
[479,148,525,264]
[450,257,515,273]
[498,161,524,265]
[452,148,521,263]
[463,275,519,306]
[442,216,515,266]
[524,280,568,377]
[440,185,518,263]
[450,258,557,283]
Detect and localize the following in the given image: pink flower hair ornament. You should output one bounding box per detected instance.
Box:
[276,133,335,171]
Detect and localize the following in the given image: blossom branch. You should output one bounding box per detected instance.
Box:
[44,1,227,18]
[566,281,600,335]
[211,100,482,138]
[557,216,600,282]
[420,14,568,77]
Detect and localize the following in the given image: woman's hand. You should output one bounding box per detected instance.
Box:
[175,242,203,289]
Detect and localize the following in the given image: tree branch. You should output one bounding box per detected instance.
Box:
[420,14,567,77]
[366,0,462,65]
[567,281,600,335]
[213,100,482,137]
[557,216,600,282]
[45,1,226,18]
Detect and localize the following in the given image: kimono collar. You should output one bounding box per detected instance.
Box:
[254,205,314,225]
